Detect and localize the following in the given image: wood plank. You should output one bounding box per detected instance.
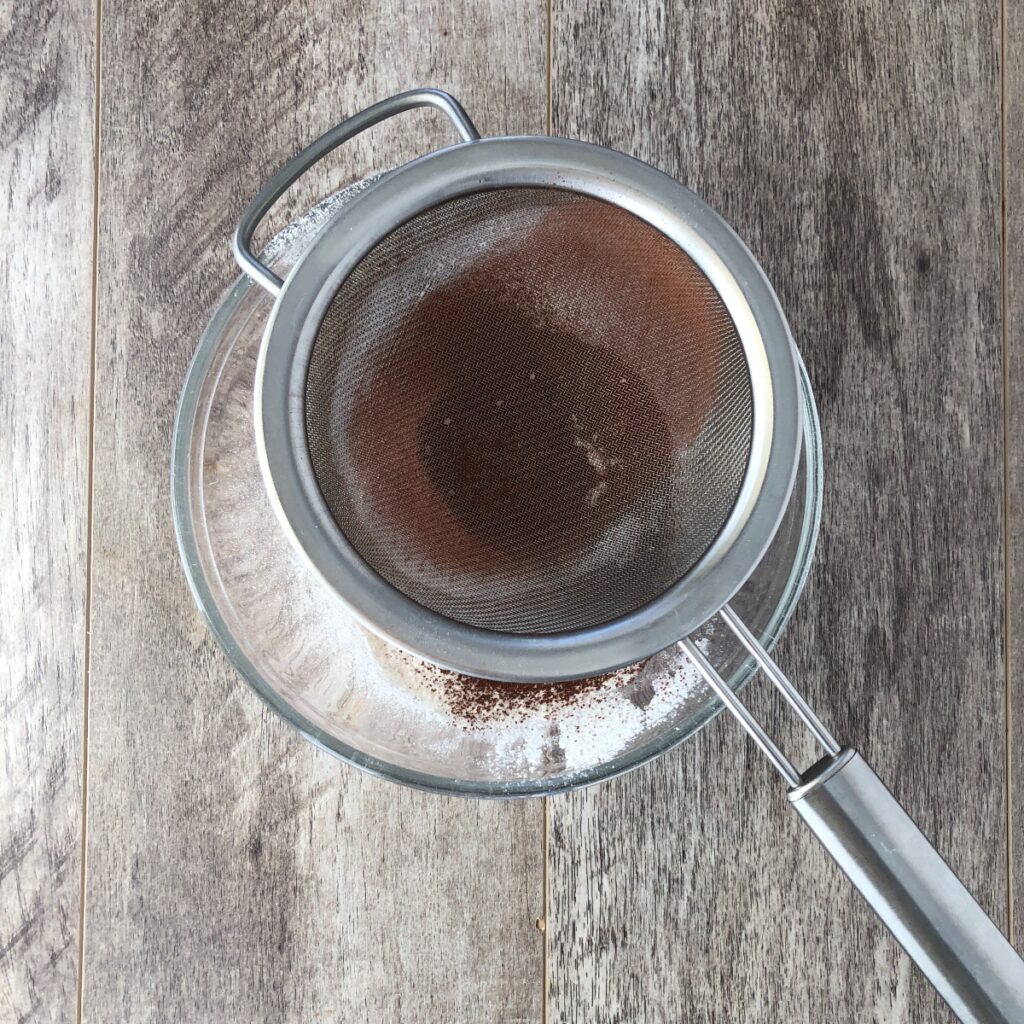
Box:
[548,2,1007,1020]
[82,4,546,1021]
[0,4,94,1022]
[1008,0,1024,949]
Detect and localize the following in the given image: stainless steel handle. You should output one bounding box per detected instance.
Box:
[792,749,1024,1024]
[681,606,1024,1023]
[232,88,480,296]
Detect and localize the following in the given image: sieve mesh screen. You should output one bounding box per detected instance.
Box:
[305,187,753,633]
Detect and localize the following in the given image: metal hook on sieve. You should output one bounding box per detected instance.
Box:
[233,89,480,296]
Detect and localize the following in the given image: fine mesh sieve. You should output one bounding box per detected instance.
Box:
[304,187,753,635]
[243,91,803,682]
[230,92,1024,1018]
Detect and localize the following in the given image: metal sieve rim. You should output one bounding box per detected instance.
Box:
[255,136,802,682]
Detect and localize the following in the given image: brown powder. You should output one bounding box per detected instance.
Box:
[364,631,645,726]
[422,663,646,726]
[343,244,677,579]
[310,189,738,633]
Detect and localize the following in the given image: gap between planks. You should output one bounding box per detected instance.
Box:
[76,0,104,1019]
[1000,0,1016,946]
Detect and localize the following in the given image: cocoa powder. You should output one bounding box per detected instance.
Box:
[424,664,647,725]
[310,189,738,632]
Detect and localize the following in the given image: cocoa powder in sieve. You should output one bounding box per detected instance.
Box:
[342,195,724,578]
[412,289,673,566]
[317,190,738,632]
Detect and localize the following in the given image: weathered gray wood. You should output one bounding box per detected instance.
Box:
[0,4,94,1022]
[82,4,546,1021]
[1008,0,1024,951]
[549,3,1007,1021]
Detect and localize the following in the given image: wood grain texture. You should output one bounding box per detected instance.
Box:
[0,3,94,1022]
[82,3,546,1021]
[1008,0,1024,948]
[548,2,1007,1021]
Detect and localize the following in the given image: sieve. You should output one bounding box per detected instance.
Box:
[233,90,1024,1021]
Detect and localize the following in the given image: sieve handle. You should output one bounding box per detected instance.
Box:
[681,607,1024,1023]
[233,88,480,296]
[791,749,1024,1024]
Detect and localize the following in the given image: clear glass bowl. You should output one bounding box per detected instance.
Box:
[171,183,823,798]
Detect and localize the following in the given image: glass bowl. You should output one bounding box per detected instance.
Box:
[171,183,823,798]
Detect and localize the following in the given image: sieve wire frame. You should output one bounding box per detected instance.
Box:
[255,135,803,683]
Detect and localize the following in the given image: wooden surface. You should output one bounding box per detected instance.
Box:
[0,3,94,1022]
[2,1,1021,1022]
[1008,0,1024,949]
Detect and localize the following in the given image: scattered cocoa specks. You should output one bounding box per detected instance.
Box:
[417,663,645,726]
